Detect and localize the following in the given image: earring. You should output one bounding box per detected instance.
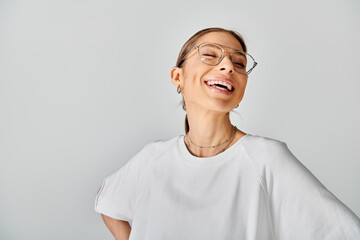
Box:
[177,86,181,94]
[235,104,239,108]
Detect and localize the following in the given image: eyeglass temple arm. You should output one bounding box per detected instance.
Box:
[178,46,198,65]
[247,61,258,75]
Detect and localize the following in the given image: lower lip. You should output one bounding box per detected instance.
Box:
[205,83,233,95]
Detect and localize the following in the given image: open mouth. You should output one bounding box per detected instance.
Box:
[205,80,235,92]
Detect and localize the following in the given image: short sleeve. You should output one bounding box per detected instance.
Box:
[94,143,150,225]
[262,140,360,239]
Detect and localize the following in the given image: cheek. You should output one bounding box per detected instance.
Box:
[242,80,248,91]
[183,63,209,86]
[239,78,248,89]
[235,79,247,96]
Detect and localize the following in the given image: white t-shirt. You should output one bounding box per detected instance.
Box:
[94,134,360,240]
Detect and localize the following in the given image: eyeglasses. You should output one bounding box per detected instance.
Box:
[178,42,257,75]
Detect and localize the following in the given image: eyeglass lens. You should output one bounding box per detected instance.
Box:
[198,43,255,74]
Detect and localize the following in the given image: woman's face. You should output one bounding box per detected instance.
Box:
[171,31,248,113]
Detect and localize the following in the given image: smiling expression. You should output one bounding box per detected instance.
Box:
[172,31,248,113]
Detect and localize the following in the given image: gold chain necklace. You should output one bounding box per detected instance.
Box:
[186,125,237,150]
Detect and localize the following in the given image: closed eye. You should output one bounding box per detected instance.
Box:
[203,54,217,57]
[234,63,246,68]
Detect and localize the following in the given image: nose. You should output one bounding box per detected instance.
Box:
[218,54,234,73]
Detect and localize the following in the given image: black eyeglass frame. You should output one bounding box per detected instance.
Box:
[178,42,258,75]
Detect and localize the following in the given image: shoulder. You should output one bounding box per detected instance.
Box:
[243,134,315,193]
[146,135,180,152]
[113,136,180,177]
[243,133,289,156]
[242,133,296,169]
[133,135,180,164]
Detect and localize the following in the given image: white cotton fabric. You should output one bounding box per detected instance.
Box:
[94,134,360,240]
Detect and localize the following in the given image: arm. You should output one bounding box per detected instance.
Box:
[101,214,131,240]
[260,141,360,239]
[95,144,152,239]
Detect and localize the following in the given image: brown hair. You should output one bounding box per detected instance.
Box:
[175,27,248,134]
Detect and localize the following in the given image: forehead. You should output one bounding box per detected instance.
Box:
[195,32,244,52]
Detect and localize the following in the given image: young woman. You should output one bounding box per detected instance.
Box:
[94,27,360,240]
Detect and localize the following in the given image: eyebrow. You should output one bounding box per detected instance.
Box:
[202,42,244,52]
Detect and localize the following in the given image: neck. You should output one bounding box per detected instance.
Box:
[185,105,236,157]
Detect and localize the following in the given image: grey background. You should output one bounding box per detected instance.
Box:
[0,0,359,239]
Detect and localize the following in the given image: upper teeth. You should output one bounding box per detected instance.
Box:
[206,80,233,91]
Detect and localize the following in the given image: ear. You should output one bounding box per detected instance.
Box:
[170,66,184,88]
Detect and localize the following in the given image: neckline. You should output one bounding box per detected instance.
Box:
[177,133,251,166]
